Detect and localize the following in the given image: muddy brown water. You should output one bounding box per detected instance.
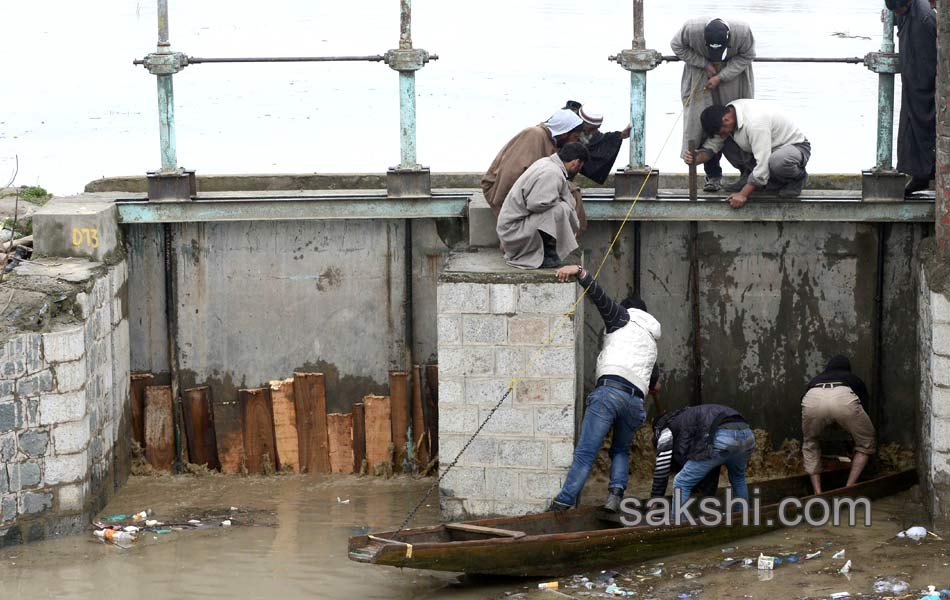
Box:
[0,475,947,600]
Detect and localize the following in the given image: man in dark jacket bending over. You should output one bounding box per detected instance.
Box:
[547,264,661,513]
[651,404,755,504]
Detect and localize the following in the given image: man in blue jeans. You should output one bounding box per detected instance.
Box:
[547,264,661,513]
[650,404,755,505]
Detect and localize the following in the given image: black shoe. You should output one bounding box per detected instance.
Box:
[724,174,749,193]
[905,176,930,196]
[539,232,561,268]
[603,487,624,513]
[778,172,808,198]
[703,176,722,192]
[546,500,572,512]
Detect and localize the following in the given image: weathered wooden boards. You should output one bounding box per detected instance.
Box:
[363,395,392,470]
[327,413,354,473]
[182,386,220,470]
[270,378,299,472]
[134,364,440,476]
[144,385,174,470]
[241,388,278,474]
[294,372,330,474]
[389,372,410,472]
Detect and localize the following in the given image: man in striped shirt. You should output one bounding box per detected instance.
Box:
[651,404,754,504]
[546,264,661,513]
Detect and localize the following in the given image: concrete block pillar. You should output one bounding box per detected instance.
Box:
[437,251,583,519]
[918,255,950,526]
[936,0,950,251]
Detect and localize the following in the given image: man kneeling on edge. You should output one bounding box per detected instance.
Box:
[651,404,755,508]
[546,264,660,512]
[497,143,589,269]
[685,99,810,209]
[802,355,876,494]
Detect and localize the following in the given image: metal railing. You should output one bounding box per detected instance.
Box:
[136,0,437,176]
[609,0,899,175]
[136,1,899,193]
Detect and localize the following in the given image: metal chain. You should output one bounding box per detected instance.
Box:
[393,387,513,536]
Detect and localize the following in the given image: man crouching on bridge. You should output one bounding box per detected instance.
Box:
[546,264,660,513]
[685,99,811,209]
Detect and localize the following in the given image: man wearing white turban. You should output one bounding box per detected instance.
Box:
[481,109,585,222]
[564,100,631,185]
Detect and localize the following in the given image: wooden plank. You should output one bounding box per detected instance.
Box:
[182,386,220,470]
[352,402,366,473]
[411,366,430,468]
[144,385,174,471]
[423,364,440,465]
[444,523,526,539]
[240,388,278,475]
[130,373,153,448]
[389,371,410,472]
[218,426,246,474]
[363,394,392,468]
[293,372,330,474]
[270,378,299,472]
[327,413,354,474]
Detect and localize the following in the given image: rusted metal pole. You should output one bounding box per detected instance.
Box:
[872,223,887,436]
[400,0,412,50]
[687,141,702,406]
[688,140,698,202]
[136,55,388,65]
[632,0,644,50]
[157,0,169,47]
[661,55,865,64]
[875,8,896,170]
[163,223,184,472]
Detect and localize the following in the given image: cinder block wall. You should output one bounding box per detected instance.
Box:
[437,252,583,518]
[0,261,130,546]
[919,261,950,526]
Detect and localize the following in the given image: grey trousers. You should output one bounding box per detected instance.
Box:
[723,139,812,188]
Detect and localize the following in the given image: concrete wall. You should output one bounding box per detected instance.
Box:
[436,252,583,517]
[918,238,950,526]
[125,217,926,453]
[0,260,131,546]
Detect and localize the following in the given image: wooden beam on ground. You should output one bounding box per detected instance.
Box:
[144,385,174,471]
[389,371,410,472]
[363,395,392,470]
[327,413,354,474]
[293,372,330,474]
[240,388,278,475]
[352,402,366,473]
[130,373,154,448]
[411,366,429,469]
[270,378,299,472]
[424,364,440,464]
[182,386,220,470]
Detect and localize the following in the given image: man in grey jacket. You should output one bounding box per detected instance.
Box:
[685,99,811,209]
[497,143,588,269]
[671,18,755,192]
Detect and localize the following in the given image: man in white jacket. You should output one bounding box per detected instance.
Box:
[685,99,811,209]
[547,264,661,512]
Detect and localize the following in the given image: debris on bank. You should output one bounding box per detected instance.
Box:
[91,505,259,548]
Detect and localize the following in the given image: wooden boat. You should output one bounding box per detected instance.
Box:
[348,469,916,576]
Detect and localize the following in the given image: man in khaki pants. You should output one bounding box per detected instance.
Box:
[801,355,876,494]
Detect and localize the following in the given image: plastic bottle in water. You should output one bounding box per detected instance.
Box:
[131,510,152,522]
[95,529,136,542]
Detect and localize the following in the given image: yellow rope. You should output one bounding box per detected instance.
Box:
[507,80,709,394]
